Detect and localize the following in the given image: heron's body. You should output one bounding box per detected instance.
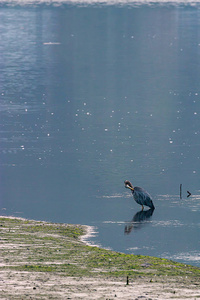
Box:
[124,180,155,210]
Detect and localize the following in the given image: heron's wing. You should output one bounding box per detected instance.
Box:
[134,187,152,205]
[134,187,152,198]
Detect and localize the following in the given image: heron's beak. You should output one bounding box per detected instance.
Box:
[125,185,134,191]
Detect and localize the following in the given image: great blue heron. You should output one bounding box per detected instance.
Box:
[124,180,155,210]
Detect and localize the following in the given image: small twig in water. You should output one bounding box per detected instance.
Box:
[187,191,191,198]
[180,184,182,199]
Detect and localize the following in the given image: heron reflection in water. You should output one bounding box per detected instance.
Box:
[125,208,154,234]
[124,180,155,210]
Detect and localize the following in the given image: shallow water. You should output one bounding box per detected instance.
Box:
[0,2,200,266]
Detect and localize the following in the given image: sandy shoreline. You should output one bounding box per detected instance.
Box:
[0,216,200,299]
[1,270,200,299]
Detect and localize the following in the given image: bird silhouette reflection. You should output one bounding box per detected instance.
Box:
[124,208,154,234]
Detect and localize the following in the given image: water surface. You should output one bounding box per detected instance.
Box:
[0,2,200,266]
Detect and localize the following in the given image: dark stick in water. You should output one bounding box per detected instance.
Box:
[180,184,182,199]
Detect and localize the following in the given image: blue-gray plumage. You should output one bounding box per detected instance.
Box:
[124,180,155,210]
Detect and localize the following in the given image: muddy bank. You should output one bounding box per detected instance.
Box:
[1,270,200,299]
[0,217,200,299]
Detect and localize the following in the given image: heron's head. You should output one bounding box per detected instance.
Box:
[124,180,134,191]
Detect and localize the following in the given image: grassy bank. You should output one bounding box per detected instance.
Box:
[0,216,200,280]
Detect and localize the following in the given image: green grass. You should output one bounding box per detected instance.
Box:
[1,216,200,280]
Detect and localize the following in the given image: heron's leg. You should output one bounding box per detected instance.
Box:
[141,205,144,211]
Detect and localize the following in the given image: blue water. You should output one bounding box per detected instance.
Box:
[0,2,200,266]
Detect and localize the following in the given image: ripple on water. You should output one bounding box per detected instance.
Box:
[152,220,184,227]
[163,251,200,264]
